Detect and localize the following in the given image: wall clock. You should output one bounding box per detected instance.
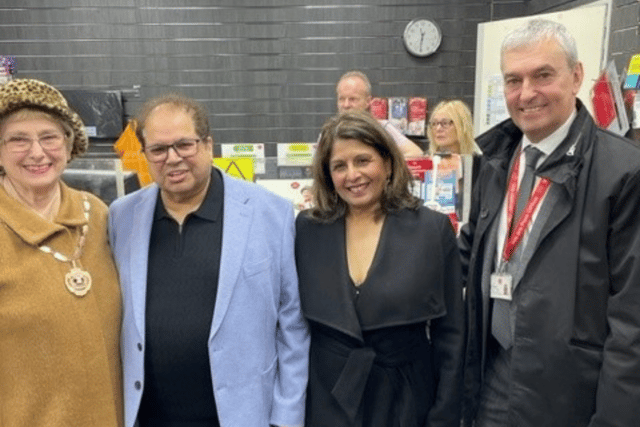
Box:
[403,19,442,57]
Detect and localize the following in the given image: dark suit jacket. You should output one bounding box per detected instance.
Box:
[460,101,640,426]
[296,206,465,427]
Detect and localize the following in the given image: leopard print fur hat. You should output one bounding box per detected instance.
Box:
[0,78,88,159]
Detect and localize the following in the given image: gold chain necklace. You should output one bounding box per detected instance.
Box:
[38,194,92,297]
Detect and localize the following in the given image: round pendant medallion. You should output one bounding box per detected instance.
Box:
[65,267,92,297]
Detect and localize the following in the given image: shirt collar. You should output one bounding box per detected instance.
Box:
[154,168,224,223]
[522,109,577,157]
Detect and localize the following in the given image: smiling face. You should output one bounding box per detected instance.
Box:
[0,111,70,197]
[502,38,583,143]
[336,77,372,113]
[329,137,391,215]
[143,104,213,205]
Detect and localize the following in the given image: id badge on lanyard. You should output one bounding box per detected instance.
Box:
[491,264,513,301]
[490,149,550,302]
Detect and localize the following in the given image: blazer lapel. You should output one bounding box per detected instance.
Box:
[210,175,252,341]
[297,214,364,342]
[512,147,581,290]
[130,185,159,338]
[536,184,574,250]
[511,183,567,290]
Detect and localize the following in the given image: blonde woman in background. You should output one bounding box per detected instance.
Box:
[426,100,481,224]
[427,99,479,155]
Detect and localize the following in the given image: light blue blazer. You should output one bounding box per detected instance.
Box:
[108,172,309,427]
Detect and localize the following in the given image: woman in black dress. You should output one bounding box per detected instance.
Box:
[296,111,465,427]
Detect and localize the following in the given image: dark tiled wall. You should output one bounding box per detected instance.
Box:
[0,0,518,148]
[2,0,635,149]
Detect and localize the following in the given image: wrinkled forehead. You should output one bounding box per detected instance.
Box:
[336,77,368,96]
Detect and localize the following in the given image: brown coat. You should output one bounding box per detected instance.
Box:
[0,182,123,427]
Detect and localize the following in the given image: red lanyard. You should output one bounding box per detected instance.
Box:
[502,150,551,263]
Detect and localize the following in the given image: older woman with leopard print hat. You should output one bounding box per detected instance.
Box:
[0,79,123,427]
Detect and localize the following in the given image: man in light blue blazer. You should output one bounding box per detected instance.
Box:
[109,94,309,427]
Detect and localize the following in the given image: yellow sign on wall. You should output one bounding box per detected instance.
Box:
[213,157,255,182]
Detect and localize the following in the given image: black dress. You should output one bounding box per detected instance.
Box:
[296,207,464,427]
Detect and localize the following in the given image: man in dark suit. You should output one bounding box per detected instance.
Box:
[460,19,640,427]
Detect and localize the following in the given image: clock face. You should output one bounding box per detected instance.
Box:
[403,19,442,57]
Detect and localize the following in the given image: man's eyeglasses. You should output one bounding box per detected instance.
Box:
[428,119,454,129]
[1,133,66,153]
[144,138,201,162]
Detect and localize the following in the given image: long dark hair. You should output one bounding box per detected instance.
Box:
[308,111,420,222]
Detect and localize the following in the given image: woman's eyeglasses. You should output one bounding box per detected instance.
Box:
[428,119,454,129]
[1,133,66,153]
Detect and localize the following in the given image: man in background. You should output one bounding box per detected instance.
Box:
[460,19,640,427]
[333,70,424,157]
